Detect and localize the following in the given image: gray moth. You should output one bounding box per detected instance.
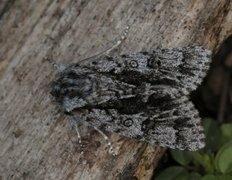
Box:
[50,46,211,151]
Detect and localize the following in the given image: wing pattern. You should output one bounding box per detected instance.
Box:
[50,46,211,150]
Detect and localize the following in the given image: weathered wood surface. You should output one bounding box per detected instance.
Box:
[0,0,232,180]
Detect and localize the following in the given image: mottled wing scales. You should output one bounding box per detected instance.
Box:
[79,46,211,94]
[72,95,205,151]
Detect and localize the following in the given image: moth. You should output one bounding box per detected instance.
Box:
[50,46,211,151]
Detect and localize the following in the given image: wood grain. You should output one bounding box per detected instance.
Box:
[0,0,231,179]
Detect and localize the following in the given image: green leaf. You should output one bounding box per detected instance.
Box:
[201,174,218,180]
[155,166,187,180]
[174,170,189,180]
[218,175,232,180]
[221,124,232,138]
[215,141,232,173]
[220,124,232,145]
[203,118,222,152]
[201,174,232,180]
[189,172,201,180]
[191,152,215,173]
[170,149,193,165]
[201,175,232,180]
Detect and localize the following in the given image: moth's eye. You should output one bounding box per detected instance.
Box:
[122,118,133,127]
[129,60,138,68]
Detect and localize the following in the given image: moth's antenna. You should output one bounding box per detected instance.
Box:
[44,56,66,72]
[105,26,129,55]
[78,26,130,63]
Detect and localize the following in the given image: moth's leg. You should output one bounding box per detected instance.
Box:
[79,26,129,63]
[92,125,115,155]
[71,112,115,154]
[69,116,82,144]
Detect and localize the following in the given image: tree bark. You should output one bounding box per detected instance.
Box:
[0,0,231,180]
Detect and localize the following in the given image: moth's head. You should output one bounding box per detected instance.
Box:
[49,65,95,113]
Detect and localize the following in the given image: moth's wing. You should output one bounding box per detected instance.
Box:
[145,95,205,151]
[78,46,211,95]
[150,47,211,93]
[72,96,205,151]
